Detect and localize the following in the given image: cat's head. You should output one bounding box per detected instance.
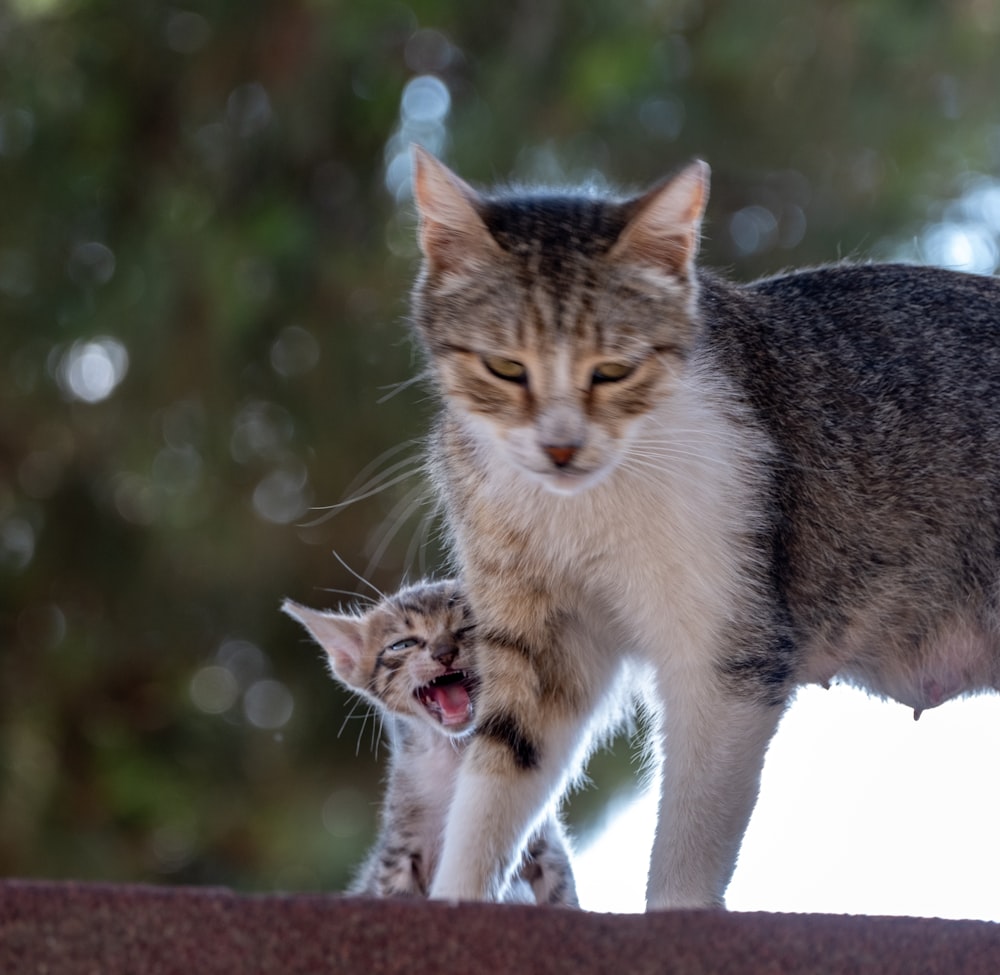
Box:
[410,148,710,495]
[282,579,478,736]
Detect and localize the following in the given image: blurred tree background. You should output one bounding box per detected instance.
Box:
[2,0,999,894]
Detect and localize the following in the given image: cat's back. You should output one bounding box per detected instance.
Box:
[746,260,1000,314]
[703,263,1000,452]
[712,262,1000,364]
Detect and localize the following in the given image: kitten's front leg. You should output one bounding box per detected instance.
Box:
[646,677,785,909]
[522,817,579,907]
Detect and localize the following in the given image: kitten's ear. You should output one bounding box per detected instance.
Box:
[281,598,366,687]
[411,145,499,274]
[611,160,710,278]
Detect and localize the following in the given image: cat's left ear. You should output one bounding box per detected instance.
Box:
[411,145,500,274]
[611,160,710,278]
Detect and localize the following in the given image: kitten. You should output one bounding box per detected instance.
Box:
[407,146,1000,910]
[282,579,578,906]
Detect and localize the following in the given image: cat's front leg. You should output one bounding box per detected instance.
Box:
[645,677,785,910]
[428,713,588,901]
[429,624,610,902]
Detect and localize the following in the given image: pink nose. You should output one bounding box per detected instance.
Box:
[431,641,458,668]
[543,444,578,468]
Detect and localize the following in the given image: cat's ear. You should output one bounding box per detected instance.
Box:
[611,160,710,278]
[281,598,366,687]
[411,145,499,274]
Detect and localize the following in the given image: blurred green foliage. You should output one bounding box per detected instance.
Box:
[1,0,999,893]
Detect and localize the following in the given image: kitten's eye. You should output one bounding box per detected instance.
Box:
[387,638,418,652]
[592,361,634,384]
[483,356,528,383]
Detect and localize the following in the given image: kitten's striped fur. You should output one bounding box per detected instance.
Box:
[409,148,1000,909]
[283,580,578,906]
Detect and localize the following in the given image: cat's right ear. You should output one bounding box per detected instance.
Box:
[611,159,710,279]
[281,598,366,687]
[411,146,499,275]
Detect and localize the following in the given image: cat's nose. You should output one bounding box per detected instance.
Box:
[543,443,578,468]
[431,641,458,668]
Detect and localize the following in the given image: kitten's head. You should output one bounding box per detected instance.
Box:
[282,579,478,736]
[410,148,710,495]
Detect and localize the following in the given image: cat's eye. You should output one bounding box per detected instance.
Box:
[387,638,418,652]
[592,361,634,383]
[483,356,528,383]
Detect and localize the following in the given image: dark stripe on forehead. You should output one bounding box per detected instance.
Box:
[479,194,629,304]
[480,194,629,258]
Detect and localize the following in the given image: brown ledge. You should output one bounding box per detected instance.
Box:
[1,879,999,974]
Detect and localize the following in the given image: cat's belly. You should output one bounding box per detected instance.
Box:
[804,617,1000,717]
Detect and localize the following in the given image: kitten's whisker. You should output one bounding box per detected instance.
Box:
[373,714,386,761]
[369,703,381,757]
[356,706,377,758]
[337,697,367,741]
[316,586,378,609]
[332,549,386,601]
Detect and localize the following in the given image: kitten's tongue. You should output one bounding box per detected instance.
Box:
[428,681,471,725]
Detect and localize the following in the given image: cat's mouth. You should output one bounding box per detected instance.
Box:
[416,670,476,730]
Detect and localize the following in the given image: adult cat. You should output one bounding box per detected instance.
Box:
[408,146,1000,909]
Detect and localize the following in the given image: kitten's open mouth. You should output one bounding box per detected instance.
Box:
[416,671,475,728]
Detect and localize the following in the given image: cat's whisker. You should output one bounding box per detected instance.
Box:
[320,461,425,516]
[402,498,443,580]
[628,441,728,461]
[363,484,434,580]
[623,450,722,483]
[376,370,431,404]
[622,449,744,482]
[330,440,417,500]
[629,434,746,460]
[301,451,425,527]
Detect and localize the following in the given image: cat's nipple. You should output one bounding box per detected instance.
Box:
[542,444,579,469]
